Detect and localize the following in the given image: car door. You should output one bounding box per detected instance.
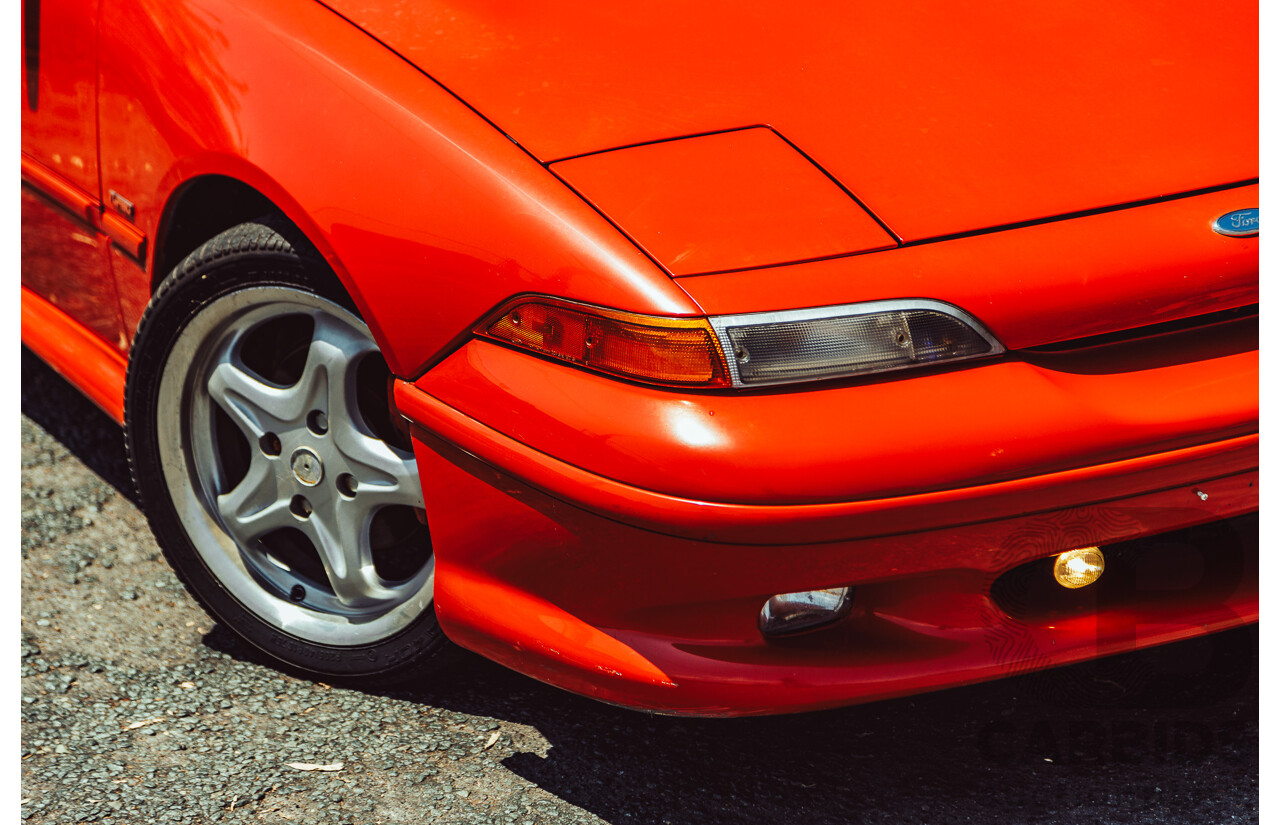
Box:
[22,0,129,352]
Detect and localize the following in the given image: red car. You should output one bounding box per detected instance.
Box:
[21,0,1257,716]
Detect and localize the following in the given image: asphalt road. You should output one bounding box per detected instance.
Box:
[21,346,1258,825]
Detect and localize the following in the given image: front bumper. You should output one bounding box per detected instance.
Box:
[392,321,1257,715]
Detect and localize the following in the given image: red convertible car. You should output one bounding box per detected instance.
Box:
[21,0,1257,715]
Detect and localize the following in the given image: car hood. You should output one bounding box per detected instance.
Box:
[327,0,1255,243]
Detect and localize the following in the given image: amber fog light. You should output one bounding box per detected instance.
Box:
[759,587,853,636]
[1053,547,1105,589]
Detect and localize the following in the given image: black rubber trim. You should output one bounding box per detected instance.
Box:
[1023,304,1258,353]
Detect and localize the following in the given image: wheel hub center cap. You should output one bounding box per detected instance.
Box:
[290,447,324,486]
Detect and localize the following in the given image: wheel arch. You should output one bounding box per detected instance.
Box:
[151,174,276,294]
[144,161,395,370]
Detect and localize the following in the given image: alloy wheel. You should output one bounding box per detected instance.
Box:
[156,286,434,646]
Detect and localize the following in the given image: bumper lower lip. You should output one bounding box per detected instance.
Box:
[394,381,1258,717]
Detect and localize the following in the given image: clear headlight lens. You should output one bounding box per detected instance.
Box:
[709,300,1003,387]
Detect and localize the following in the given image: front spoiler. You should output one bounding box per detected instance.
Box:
[396,381,1257,716]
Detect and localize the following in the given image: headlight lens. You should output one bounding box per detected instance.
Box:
[709,300,1003,387]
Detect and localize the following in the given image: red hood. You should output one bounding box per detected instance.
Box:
[326,0,1256,241]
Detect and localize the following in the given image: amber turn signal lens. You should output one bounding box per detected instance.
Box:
[481,299,731,387]
[1053,546,1105,589]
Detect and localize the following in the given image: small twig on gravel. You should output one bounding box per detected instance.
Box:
[122,717,166,731]
[284,762,344,772]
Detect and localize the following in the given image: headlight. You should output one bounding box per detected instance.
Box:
[477,297,1002,388]
[708,299,1004,387]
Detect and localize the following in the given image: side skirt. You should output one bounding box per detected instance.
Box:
[22,285,128,424]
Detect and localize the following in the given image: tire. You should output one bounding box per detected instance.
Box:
[126,216,455,683]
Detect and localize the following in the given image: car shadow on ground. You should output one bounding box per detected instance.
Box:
[22,347,139,505]
[212,623,1258,825]
[24,344,1258,824]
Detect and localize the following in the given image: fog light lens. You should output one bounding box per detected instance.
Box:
[759,587,853,636]
[1053,547,1105,589]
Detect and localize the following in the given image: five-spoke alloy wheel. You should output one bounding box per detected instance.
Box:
[127,218,453,682]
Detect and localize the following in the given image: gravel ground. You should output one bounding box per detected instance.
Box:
[21,346,1258,824]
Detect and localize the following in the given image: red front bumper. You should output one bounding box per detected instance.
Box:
[392,320,1257,715]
